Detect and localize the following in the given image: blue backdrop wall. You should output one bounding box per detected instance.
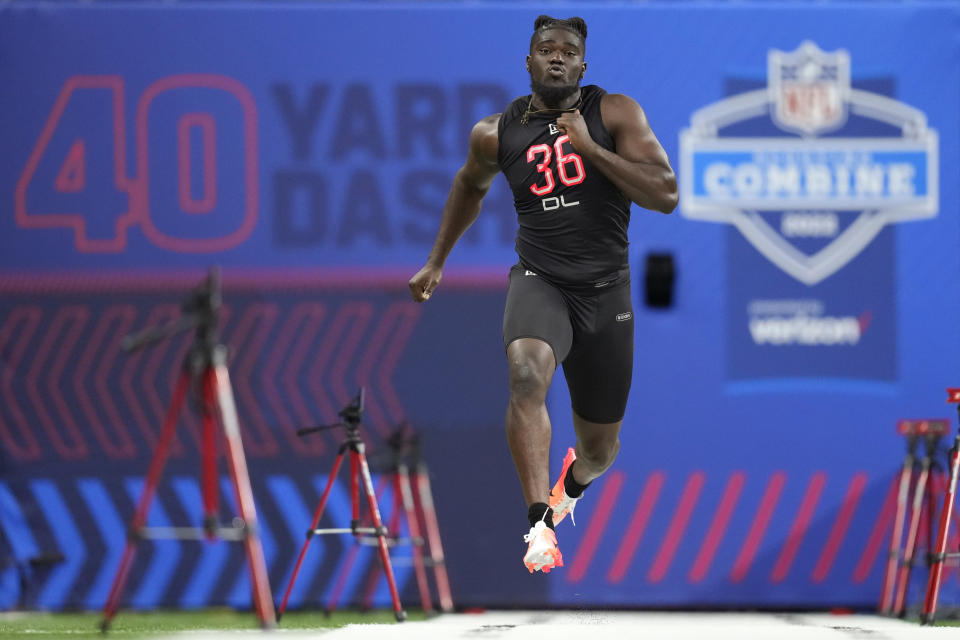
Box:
[0,1,958,611]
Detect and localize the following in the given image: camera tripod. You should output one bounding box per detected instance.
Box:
[921,389,960,624]
[356,424,453,614]
[100,267,276,630]
[879,419,948,617]
[277,388,406,622]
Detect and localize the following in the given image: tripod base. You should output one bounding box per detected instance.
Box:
[100,353,276,630]
[277,433,405,622]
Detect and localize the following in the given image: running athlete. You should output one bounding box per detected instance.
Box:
[408,15,677,573]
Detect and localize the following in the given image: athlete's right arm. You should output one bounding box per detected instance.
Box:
[408,114,501,302]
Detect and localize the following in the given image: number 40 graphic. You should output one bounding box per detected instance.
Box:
[14,74,258,253]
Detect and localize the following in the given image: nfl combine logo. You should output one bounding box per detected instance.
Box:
[679,41,938,285]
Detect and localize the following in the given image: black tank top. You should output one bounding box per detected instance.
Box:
[497,85,631,292]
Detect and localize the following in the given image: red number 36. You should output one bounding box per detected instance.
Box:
[526,134,585,196]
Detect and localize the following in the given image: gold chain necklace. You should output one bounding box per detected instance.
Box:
[520,95,583,125]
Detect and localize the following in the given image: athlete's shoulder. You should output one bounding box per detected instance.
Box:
[472,113,501,140]
[600,92,640,108]
[473,112,502,133]
[599,92,647,132]
[469,113,501,165]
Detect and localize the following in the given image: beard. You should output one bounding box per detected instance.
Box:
[530,77,580,108]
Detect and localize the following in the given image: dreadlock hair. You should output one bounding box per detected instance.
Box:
[529,15,588,52]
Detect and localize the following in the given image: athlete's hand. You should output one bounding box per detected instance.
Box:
[408,264,443,302]
[556,110,595,155]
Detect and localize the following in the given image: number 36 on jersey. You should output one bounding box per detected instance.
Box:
[526,134,584,211]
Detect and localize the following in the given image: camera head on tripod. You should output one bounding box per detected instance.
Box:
[121,267,223,353]
[338,388,365,428]
[182,267,221,324]
[296,388,366,438]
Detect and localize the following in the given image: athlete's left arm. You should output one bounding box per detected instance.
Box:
[555,93,678,213]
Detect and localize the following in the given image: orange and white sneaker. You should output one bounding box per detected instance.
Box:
[549,447,580,527]
[523,520,563,573]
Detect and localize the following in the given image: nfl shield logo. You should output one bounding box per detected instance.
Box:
[768,41,850,135]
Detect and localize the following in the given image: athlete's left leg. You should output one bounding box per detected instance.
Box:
[551,281,633,527]
[549,414,621,526]
[570,413,621,484]
[562,280,632,485]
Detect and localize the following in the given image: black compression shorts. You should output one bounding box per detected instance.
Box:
[502,264,634,424]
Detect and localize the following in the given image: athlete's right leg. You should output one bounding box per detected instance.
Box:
[502,265,573,512]
[508,337,564,573]
[502,265,573,572]
[505,337,556,509]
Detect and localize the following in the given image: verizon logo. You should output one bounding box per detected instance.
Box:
[749,312,872,346]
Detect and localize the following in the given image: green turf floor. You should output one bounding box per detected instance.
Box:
[0,609,424,637]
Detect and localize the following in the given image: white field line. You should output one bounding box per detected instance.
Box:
[158,611,958,639]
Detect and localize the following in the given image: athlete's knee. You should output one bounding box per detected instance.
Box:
[578,437,620,473]
[508,359,551,403]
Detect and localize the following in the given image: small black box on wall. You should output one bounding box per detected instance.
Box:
[644,252,675,309]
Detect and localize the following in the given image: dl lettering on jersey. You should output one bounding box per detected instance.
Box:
[679,42,938,382]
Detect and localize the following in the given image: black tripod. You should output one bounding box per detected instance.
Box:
[277,389,406,622]
[100,267,276,630]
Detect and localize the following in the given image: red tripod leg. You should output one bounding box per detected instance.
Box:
[324,446,364,615]
[210,359,276,628]
[893,458,930,616]
[356,448,406,621]
[101,369,191,630]
[415,464,454,612]
[320,450,365,616]
[361,475,403,611]
[277,446,347,618]
[325,466,387,616]
[350,451,360,524]
[201,390,219,538]
[397,463,433,613]
[880,445,915,613]
[922,435,960,625]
